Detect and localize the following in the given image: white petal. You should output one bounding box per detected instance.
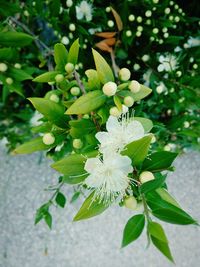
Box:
[84,157,102,173]
[95,131,109,144]
[106,116,120,133]
[126,120,145,141]
[105,154,133,174]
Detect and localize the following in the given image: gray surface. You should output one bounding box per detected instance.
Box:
[0,145,200,267]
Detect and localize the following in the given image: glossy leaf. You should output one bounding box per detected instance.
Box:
[73,191,109,221]
[55,192,66,208]
[140,174,166,194]
[68,38,80,65]
[66,90,106,115]
[28,97,68,128]
[156,188,181,208]
[85,69,101,90]
[33,71,60,83]
[148,221,168,243]
[142,151,178,172]
[121,135,152,166]
[151,236,174,262]
[54,43,68,71]
[0,31,34,47]
[122,214,145,248]
[134,117,153,133]
[92,49,114,84]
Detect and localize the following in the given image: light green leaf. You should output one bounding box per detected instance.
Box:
[66,90,106,115]
[148,221,168,243]
[9,67,33,81]
[73,191,109,221]
[54,43,68,71]
[28,97,68,128]
[85,69,101,90]
[33,71,60,83]
[134,117,153,133]
[0,31,34,47]
[156,188,181,208]
[132,84,152,101]
[121,135,152,166]
[142,151,178,172]
[122,214,145,248]
[68,38,80,65]
[114,95,122,111]
[151,236,174,262]
[92,48,114,84]
[12,137,53,154]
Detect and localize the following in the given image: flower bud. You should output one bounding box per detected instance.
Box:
[119,68,131,81]
[66,0,73,7]
[128,80,141,93]
[73,139,83,149]
[124,96,134,107]
[61,36,69,45]
[70,86,80,96]
[14,63,21,69]
[65,62,74,73]
[42,133,55,145]
[55,74,64,83]
[124,196,137,210]
[50,94,59,103]
[139,171,155,183]
[109,106,121,117]
[69,23,76,31]
[0,63,8,72]
[107,20,114,27]
[6,77,13,85]
[102,81,117,96]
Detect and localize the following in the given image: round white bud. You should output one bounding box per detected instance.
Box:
[139,171,155,184]
[128,80,141,93]
[156,85,164,94]
[137,16,142,23]
[176,71,182,77]
[169,15,174,21]
[184,121,190,128]
[128,14,135,21]
[124,196,137,210]
[102,81,117,96]
[153,0,159,3]
[164,7,171,14]
[119,68,131,81]
[164,145,171,151]
[50,94,59,103]
[69,23,76,31]
[164,32,169,38]
[6,77,13,85]
[14,63,21,69]
[151,135,156,143]
[65,62,74,73]
[70,86,80,96]
[145,10,152,17]
[137,26,143,32]
[124,96,134,107]
[153,28,159,34]
[107,20,114,27]
[109,106,121,117]
[193,64,198,69]
[136,31,142,37]
[55,74,64,83]
[73,139,83,149]
[146,19,151,25]
[61,36,69,45]
[42,133,55,145]
[105,6,111,12]
[126,30,132,37]
[133,63,140,71]
[175,16,180,22]
[0,63,8,72]
[66,0,73,7]
[162,27,168,33]
[142,54,149,62]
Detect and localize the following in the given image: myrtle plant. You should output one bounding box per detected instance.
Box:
[14,40,197,262]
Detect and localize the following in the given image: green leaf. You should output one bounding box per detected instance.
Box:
[0,31,34,47]
[140,173,166,194]
[12,137,53,154]
[156,188,181,208]
[134,117,153,133]
[148,221,168,243]
[121,135,152,166]
[92,49,114,84]
[35,202,50,225]
[28,97,68,128]
[151,236,174,262]
[121,214,145,248]
[66,90,106,115]
[55,192,66,208]
[85,69,101,90]
[9,67,33,81]
[114,95,122,111]
[54,43,68,71]
[68,38,80,65]
[132,85,152,101]
[0,47,16,61]
[142,151,178,172]
[73,191,109,221]
[70,191,81,203]
[44,212,52,229]
[33,71,60,83]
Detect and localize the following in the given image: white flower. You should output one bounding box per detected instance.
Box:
[30,111,43,126]
[95,115,145,153]
[76,1,92,22]
[84,153,133,203]
[143,69,152,87]
[186,37,200,48]
[157,54,178,72]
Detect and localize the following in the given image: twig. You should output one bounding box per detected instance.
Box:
[74,70,86,94]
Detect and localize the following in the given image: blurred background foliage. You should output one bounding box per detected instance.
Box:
[0,0,199,152]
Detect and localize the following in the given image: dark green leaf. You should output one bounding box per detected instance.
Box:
[0,31,34,47]
[55,192,66,208]
[151,236,174,262]
[140,173,166,194]
[44,212,52,229]
[121,214,145,247]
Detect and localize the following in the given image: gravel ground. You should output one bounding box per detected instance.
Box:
[0,144,200,267]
